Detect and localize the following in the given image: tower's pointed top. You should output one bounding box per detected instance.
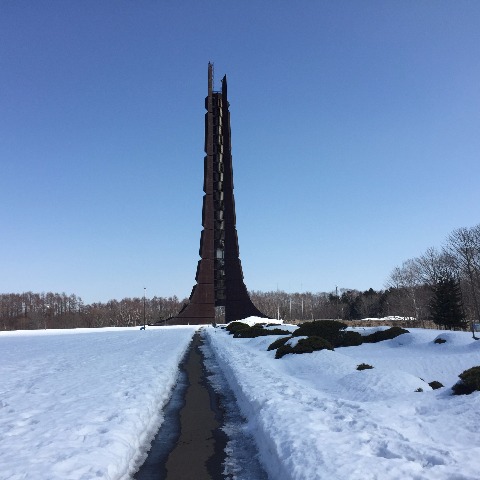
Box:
[208,62,214,95]
[221,74,227,98]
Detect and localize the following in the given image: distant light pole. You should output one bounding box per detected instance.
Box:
[301,283,304,320]
[336,285,339,320]
[45,304,51,330]
[143,287,146,330]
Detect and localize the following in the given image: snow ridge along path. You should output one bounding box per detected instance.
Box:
[0,326,197,480]
[204,326,480,480]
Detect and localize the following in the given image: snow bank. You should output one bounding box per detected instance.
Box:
[205,326,480,480]
[0,326,197,479]
[231,316,283,326]
[360,316,415,322]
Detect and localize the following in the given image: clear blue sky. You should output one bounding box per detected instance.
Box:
[1,1,479,304]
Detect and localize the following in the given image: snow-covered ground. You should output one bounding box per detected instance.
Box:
[204,323,480,480]
[0,326,196,480]
[2,323,480,480]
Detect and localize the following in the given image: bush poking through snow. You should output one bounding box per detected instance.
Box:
[294,336,334,354]
[434,338,447,344]
[357,363,373,371]
[429,380,444,390]
[263,328,292,336]
[292,320,347,346]
[233,325,264,338]
[363,327,409,343]
[275,344,293,358]
[275,336,334,359]
[415,388,424,392]
[267,336,291,351]
[233,325,291,338]
[452,366,480,395]
[226,322,250,335]
[339,331,364,347]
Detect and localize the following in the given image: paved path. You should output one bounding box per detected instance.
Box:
[163,332,225,480]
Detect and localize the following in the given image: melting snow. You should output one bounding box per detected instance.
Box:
[2,325,480,479]
[0,326,196,479]
[204,326,480,480]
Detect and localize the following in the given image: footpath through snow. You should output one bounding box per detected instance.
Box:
[2,324,480,480]
[204,324,480,480]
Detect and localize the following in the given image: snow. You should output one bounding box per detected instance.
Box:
[200,339,269,479]
[204,326,480,480]
[285,336,307,347]
[0,326,196,480]
[2,324,480,480]
[232,316,284,326]
[360,316,415,322]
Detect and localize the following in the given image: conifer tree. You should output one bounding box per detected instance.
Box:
[430,275,466,329]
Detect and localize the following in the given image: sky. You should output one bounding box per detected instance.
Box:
[1,1,480,304]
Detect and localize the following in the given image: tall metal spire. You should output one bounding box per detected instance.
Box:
[172,65,267,324]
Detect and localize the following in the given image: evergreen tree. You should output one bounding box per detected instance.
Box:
[430,275,466,329]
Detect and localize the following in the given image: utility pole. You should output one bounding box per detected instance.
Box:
[143,287,146,330]
[336,285,339,320]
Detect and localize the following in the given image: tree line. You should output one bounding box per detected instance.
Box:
[0,287,409,330]
[0,287,437,330]
[384,223,480,332]
[0,292,186,331]
[1,223,478,331]
[1,289,393,330]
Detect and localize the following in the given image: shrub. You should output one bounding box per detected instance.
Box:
[339,331,363,347]
[357,363,373,371]
[434,338,447,344]
[415,388,424,392]
[233,325,291,338]
[363,327,409,344]
[275,344,293,359]
[292,320,347,347]
[267,336,291,351]
[233,325,264,338]
[452,366,480,395]
[293,336,334,354]
[226,322,249,334]
[267,328,292,336]
[276,336,334,359]
[232,325,260,338]
[429,381,444,390]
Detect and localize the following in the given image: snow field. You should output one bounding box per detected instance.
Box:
[204,325,480,480]
[2,322,480,480]
[0,326,197,480]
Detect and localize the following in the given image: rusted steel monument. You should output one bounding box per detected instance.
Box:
[171,64,267,325]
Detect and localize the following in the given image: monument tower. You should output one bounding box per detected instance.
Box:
[172,64,267,324]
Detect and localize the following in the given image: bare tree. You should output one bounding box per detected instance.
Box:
[417,247,455,286]
[386,259,429,324]
[445,225,480,338]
